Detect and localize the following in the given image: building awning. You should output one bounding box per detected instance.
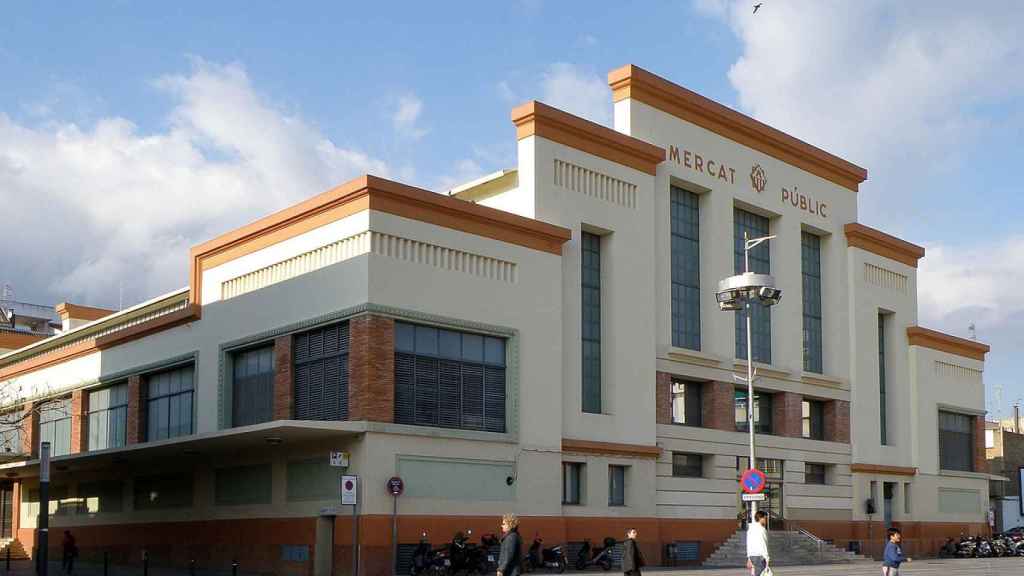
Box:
[0,420,365,480]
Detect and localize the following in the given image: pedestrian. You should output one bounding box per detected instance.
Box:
[62,530,77,575]
[882,527,911,575]
[622,528,645,576]
[496,513,522,576]
[745,511,770,576]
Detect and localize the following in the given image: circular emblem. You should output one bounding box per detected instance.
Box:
[750,164,767,193]
[387,476,404,496]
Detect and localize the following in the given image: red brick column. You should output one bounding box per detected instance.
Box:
[70,389,88,453]
[824,400,850,443]
[773,392,803,438]
[348,315,394,422]
[974,416,987,473]
[656,372,672,424]
[702,381,735,431]
[273,334,294,420]
[126,375,144,444]
[20,404,36,456]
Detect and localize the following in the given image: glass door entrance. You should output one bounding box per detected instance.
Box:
[736,457,785,530]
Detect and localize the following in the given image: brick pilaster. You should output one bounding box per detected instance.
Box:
[126,375,144,444]
[273,334,294,420]
[20,404,36,456]
[656,372,672,424]
[70,389,88,453]
[348,315,394,422]
[702,381,735,431]
[824,400,850,443]
[974,416,987,473]
[773,392,803,438]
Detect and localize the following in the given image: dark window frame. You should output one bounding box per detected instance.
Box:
[231,345,276,427]
[562,462,583,505]
[670,379,703,427]
[805,463,827,485]
[581,231,602,414]
[293,322,350,421]
[735,388,773,434]
[38,397,72,457]
[672,452,704,478]
[734,209,772,364]
[802,232,823,373]
[879,313,888,445]
[88,382,128,451]
[938,410,975,472]
[145,364,195,442]
[671,186,701,351]
[802,399,825,440]
[608,465,626,507]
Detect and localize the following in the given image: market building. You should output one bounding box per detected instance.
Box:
[0,65,993,573]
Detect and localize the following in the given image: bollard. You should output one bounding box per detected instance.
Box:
[232,559,239,576]
[189,559,196,576]
[143,551,149,576]
[6,545,10,573]
[103,551,109,576]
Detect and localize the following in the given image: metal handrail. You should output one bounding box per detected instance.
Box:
[796,528,825,544]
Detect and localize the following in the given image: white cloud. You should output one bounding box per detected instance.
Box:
[435,158,485,192]
[541,63,611,126]
[391,93,428,140]
[0,59,387,308]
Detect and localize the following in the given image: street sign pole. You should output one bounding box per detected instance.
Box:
[391,494,397,576]
[39,442,50,576]
[352,497,359,576]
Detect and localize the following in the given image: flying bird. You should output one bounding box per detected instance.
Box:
[753,3,763,13]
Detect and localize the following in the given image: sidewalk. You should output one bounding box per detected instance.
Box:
[0,560,262,576]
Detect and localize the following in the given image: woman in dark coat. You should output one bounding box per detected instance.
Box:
[496,513,523,576]
[622,529,645,576]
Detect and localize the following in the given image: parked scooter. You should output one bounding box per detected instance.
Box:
[938,537,957,558]
[575,537,615,571]
[411,532,445,576]
[524,535,567,573]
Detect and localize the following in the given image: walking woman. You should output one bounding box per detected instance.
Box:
[622,529,645,576]
[496,513,523,576]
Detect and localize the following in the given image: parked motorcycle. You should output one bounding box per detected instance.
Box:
[575,537,615,571]
[524,536,567,573]
[411,532,446,576]
[955,534,977,558]
[938,537,957,558]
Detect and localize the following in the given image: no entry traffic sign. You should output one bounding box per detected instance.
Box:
[740,468,767,494]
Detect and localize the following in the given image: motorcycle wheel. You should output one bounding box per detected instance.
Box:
[600,557,612,571]
[558,557,567,574]
[575,559,586,571]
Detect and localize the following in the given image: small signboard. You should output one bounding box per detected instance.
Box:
[341,475,358,505]
[740,468,767,494]
[387,476,404,497]
[330,451,350,468]
[742,493,767,502]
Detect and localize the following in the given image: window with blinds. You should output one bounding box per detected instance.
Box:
[293,322,349,421]
[39,398,72,457]
[394,322,506,433]
[939,411,974,472]
[232,346,275,426]
[88,383,128,451]
[146,364,195,441]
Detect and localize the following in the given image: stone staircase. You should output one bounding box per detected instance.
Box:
[703,529,871,567]
[0,538,29,561]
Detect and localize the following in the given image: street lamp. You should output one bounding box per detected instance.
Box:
[717,233,782,519]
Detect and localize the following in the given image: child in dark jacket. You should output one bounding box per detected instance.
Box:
[882,527,911,575]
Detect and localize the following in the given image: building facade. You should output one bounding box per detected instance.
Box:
[986,420,1024,532]
[0,65,993,573]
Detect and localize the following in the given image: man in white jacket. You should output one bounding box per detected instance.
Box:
[746,511,770,576]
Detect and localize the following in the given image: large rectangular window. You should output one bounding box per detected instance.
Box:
[134,474,193,510]
[146,364,194,442]
[878,313,888,445]
[563,462,583,505]
[232,345,275,427]
[671,380,703,426]
[215,464,273,506]
[0,413,22,454]
[608,465,626,506]
[39,398,72,457]
[802,232,823,373]
[581,231,602,413]
[802,399,824,440]
[939,411,975,472]
[88,383,128,451]
[671,187,700,350]
[287,458,337,502]
[672,453,703,478]
[734,209,772,364]
[294,322,349,421]
[805,463,827,485]
[735,389,773,434]
[394,322,506,433]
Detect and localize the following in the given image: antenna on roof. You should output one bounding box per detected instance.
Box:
[119,281,124,311]
[968,322,977,341]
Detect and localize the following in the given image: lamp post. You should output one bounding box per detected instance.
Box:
[716,233,782,519]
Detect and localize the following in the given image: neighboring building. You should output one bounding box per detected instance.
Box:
[986,420,1024,532]
[0,65,992,573]
[0,299,59,354]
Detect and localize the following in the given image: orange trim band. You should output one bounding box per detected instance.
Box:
[907,326,990,361]
[608,64,867,191]
[510,101,665,176]
[0,331,47,351]
[844,223,925,268]
[562,438,661,459]
[850,463,918,476]
[190,175,572,305]
[55,303,115,323]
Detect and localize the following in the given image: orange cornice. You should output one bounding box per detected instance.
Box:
[55,302,115,323]
[850,463,918,476]
[562,438,661,459]
[510,101,665,175]
[907,326,990,361]
[0,305,200,382]
[844,223,925,268]
[189,175,573,306]
[608,64,868,192]
[0,331,46,351]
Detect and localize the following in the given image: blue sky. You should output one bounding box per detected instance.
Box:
[2,1,1022,413]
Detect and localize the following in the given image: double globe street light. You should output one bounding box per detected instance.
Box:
[716,233,782,518]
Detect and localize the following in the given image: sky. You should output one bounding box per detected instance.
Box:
[1,1,1021,414]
